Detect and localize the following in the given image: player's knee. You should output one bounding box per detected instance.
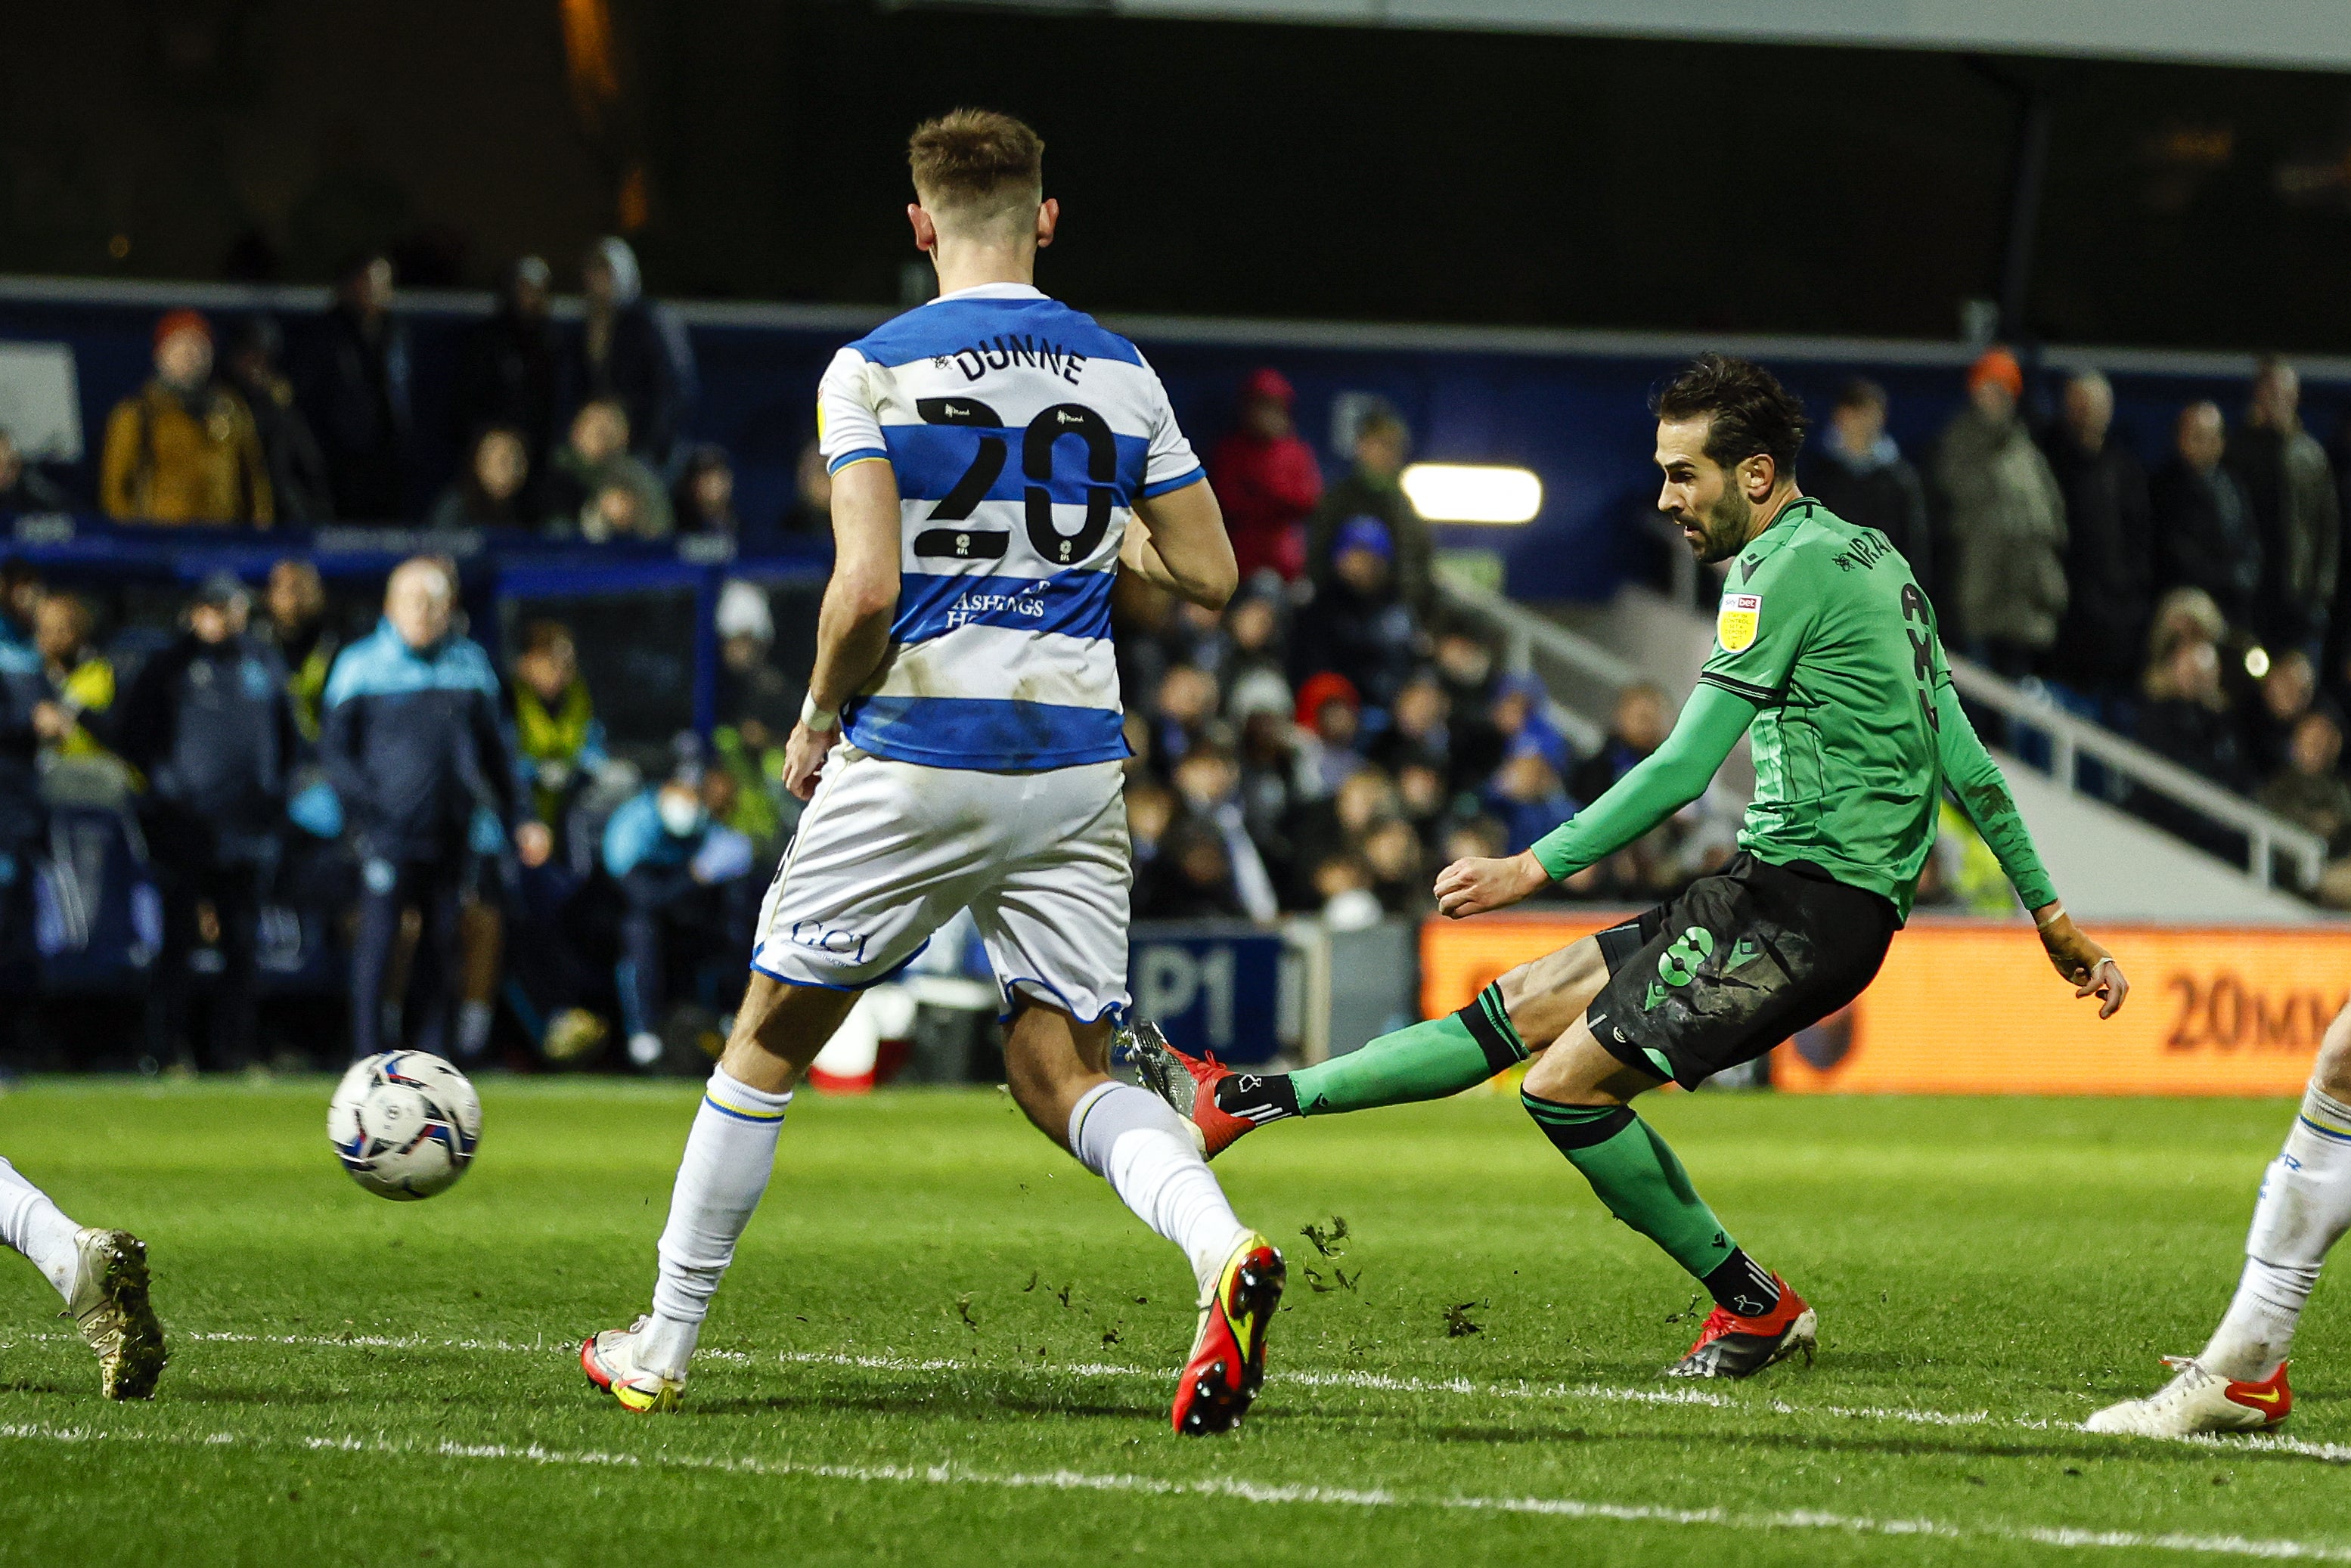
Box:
[1521,1021,1637,1107]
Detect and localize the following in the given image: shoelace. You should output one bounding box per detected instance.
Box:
[2156,1354,2224,1396]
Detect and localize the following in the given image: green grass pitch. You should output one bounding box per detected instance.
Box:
[0,1077,2345,1566]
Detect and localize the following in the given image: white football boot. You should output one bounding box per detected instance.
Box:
[580,1314,686,1412]
[64,1229,167,1400]
[2083,1356,2291,1436]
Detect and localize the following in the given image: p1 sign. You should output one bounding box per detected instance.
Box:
[1127,922,1285,1064]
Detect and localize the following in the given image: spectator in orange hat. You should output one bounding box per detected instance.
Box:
[1933,346,2066,677]
[1208,367,1322,583]
[99,309,274,526]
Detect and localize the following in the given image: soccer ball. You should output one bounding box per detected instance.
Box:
[327,1052,482,1201]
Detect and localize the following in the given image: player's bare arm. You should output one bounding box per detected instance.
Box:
[782,457,901,800]
[1123,479,1239,612]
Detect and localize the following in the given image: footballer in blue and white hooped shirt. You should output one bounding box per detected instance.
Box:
[587,112,1281,1436]
[812,284,1202,770]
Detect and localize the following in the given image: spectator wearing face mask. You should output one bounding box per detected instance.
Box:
[1208,368,1322,584]
[101,310,273,526]
[601,766,756,1071]
[430,427,532,530]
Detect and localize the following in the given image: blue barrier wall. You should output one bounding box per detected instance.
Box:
[6,283,2349,603]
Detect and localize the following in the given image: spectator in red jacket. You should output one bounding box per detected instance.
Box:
[1208,367,1321,583]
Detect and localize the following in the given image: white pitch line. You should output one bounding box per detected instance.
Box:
[0,1418,2343,1561]
[9,1330,2349,1461]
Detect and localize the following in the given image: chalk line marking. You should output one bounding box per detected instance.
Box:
[0,1418,2343,1560]
[8,1331,2349,1462]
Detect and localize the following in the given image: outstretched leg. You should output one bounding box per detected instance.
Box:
[1136,935,1612,1154]
[0,1157,166,1399]
[2088,1002,2351,1436]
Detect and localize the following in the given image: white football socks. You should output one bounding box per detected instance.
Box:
[1068,1082,1252,1294]
[2202,1085,2351,1381]
[0,1157,82,1302]
[640,1066,792,1377]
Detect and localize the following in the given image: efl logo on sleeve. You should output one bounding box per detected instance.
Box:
[1717,593,1762,652]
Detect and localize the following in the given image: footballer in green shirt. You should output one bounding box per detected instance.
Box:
[1132,353,2129,1379]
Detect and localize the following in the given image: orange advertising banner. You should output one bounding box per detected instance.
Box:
[1417,915,2350,1095]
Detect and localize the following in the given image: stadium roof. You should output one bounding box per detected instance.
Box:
[1009,0,2351,71]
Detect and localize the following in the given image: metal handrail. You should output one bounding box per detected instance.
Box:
[1432,575,1636,754]
[1942,660,2328,888]
[1435,573,2328,891]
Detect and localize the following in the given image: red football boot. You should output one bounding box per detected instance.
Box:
[1123,1021,1258,1159]
[1665,1275,1818,1379]
[1171,1232,1285,1436]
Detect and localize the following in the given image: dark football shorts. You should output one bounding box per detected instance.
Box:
[1583,852,1898,1090]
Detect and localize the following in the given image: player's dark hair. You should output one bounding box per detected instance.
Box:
[908,109,1044,211]
[1652,355,1810,478]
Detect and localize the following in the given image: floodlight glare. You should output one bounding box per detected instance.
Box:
[1399,463,1543,525]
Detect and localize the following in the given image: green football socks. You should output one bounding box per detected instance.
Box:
[1209,984,1526,1124]
[1521,1091,1779,1315]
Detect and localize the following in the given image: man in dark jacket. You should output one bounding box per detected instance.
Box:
[571,237,690,469]
[321,558,520,1059]
[222,316,333,524]
[455,257,563,508]
[2227,356,2340,655]
[2153,401,2263,634]
[1289,516,1418,711]
[1306,402,1434,618]
[116,574,299,1071]
[302,253,412,522]
[2043,369,2155,696]
[1804,379,1934,602]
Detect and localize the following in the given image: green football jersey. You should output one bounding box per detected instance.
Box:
[1698,497,1948,919]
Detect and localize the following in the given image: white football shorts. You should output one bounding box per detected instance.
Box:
[750,748,1131,1022]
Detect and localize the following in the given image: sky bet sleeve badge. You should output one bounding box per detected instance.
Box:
[1717,593,1762,652]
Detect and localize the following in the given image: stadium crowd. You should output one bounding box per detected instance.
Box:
[1811,348,2351,898]
[6,257,2351,1072]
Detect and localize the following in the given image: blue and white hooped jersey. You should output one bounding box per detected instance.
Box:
[816,282,1204,772]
